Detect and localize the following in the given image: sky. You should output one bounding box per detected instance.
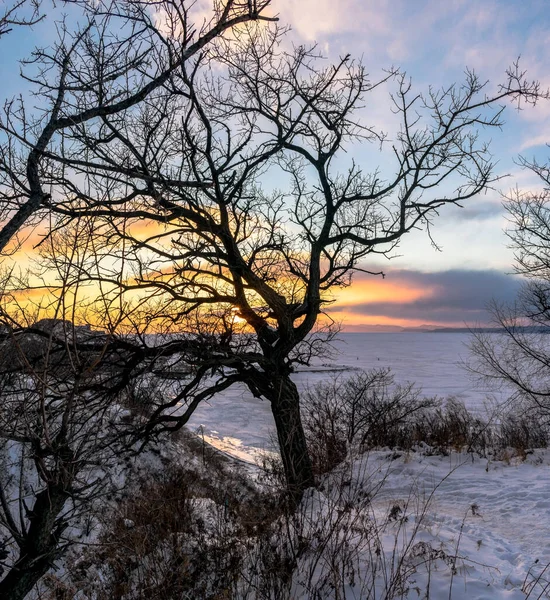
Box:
[266,0,550,329]
[3,0,550,330]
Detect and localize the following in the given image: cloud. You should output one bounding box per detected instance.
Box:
[274,0,394,44]
[447,201,504,222]
[329,278,436,307]
[328,268,523,328]
[519,132,550,153]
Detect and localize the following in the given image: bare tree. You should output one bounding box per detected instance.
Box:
[470,155,550,414]
[16,22,547,498]
[0,288,148,599]
[0,3,278,596]
[0,216,203,598]
[0,1,42,39]
[1,7,547,498]
[4,3,547,595]
[0,0,274,253]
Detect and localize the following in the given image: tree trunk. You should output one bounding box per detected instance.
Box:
[269,375,315,502]
[0,484,68,600]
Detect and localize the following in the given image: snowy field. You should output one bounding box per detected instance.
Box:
[188,333,550,599]
[188,332,506,450]
[358,449,550,599]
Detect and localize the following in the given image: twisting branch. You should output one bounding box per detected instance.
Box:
[0,0,275,253]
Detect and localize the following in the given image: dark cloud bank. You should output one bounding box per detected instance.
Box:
[332,269,523,326]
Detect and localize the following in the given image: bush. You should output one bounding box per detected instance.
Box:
[302,369,550,469]
[67,431,289,600]
[38,371,550,599]
[412,398,495,454]
[302,369,436,472]
[500,410,550,453]
[64,442,456,600]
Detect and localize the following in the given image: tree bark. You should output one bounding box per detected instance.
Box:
[0,484,68,600]
[269,375,315,502]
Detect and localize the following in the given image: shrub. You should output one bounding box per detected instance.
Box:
[302,369,436,472]
[50,417,481,600]
[500,410,549,452]
[413,398,495,454]
[302,369,550,466]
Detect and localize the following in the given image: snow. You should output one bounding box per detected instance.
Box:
[9,332,544,599]
[189,438,550,598]
[358,449,550,599]
[187,333,549,599]
[201,432,277,465]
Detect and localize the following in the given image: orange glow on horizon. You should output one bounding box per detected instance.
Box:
[323,278,459,330]
[330,279,435,307]
[322,311,460,330]
[1,221,454,330]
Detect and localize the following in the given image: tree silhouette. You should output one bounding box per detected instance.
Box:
[0,4,547,499]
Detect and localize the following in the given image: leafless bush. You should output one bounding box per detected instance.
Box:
[93,470,205,599]
[69,455,285,599]
[413,398,495,454]
[500,410,550,453]
[302,370,436,472]
[302,370,549,466]
[55,438,469,600]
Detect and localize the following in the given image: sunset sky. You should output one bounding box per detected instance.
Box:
[273,0,549,329]
[3,0,550,330]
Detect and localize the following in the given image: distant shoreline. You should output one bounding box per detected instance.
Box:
[340,326,548,334]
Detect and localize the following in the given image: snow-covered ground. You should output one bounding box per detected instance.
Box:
[189,334,548,599]
[361,449,550,599]
[202,436,550,599]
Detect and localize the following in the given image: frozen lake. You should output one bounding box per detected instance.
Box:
[188,332,509,450]
[295,332,483,400]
